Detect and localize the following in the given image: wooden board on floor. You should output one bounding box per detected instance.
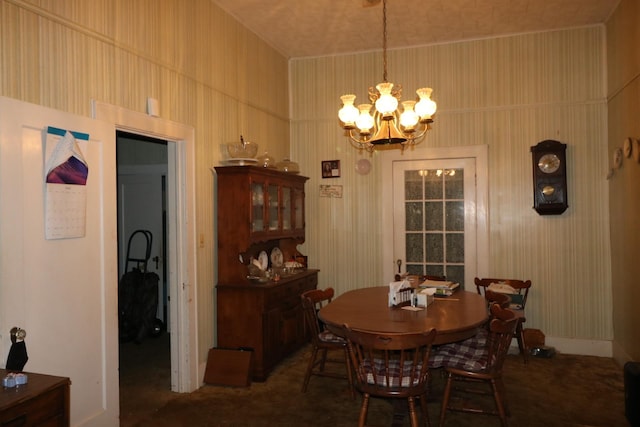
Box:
[203,348,252,387]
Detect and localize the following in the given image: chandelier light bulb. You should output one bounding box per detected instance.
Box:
[415,88,437,121]
[399,100,419,131]
[338,94,360,128]
[374,82,398,117]
[355,104,375,134]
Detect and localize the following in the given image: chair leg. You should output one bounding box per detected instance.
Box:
[495,377,510,417]
[343,347,356,399]
[407,397,419,427]
[491,378,509,427]
[318,348,328,371]
[302,346,319,392]
[419,392,431,427]
[358,393,370,427]
[439,371,453,427]
[515,322,528,364]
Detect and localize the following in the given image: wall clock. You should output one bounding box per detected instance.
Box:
[531,140,568,215]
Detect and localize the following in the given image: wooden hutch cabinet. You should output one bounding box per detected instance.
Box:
[214,166,317,381]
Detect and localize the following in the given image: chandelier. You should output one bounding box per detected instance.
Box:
[338,0,437,152]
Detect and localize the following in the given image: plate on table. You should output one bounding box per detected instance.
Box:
[258,250,269,270]
[270,247,284,267]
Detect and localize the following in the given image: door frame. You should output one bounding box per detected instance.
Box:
[381,145,490,290]
[92,100,199,393]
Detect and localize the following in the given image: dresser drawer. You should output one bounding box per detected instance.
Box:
[1,383,67,426]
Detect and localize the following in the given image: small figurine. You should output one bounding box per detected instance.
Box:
[6,327,28,372]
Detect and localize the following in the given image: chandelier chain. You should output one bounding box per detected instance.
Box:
[382,0,388,82]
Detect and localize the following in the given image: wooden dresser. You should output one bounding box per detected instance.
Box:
[214,166,317,381]
[0,369,70,426]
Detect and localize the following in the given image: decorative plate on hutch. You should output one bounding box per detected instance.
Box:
[258,251,269,270]
[270,247,284,267]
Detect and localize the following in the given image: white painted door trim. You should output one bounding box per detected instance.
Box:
[92,101,198,393]
[381,145,489,289]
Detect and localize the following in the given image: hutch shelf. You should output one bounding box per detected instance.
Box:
[214,165,317,381]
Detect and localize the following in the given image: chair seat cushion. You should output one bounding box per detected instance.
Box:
[360,358,423,387]
[318,330,346,344]
[429,328,489,371]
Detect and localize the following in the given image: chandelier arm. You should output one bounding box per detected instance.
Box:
[403,126,429,143]
[346,130,375,151]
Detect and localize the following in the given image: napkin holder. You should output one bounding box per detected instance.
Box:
[389,280,413,307]
[416,288,436,307]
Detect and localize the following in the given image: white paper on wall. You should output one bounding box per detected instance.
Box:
[44,127,90,239]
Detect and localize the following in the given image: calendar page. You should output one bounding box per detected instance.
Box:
[44,128,89,239]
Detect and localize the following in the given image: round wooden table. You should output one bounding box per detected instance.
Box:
[319,286,488,345]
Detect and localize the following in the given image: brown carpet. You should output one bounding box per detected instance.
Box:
[119,335,629,427]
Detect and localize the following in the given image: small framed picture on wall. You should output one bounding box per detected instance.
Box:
[322,160,341,178]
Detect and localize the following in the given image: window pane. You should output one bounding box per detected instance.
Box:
[424,172,442,200]
[425,265,445,278]
[405,170,422,200]
[425,233,443,263]
[406,264,423,276]
[446,265,465,287]
[445,201,464,231]
[446,233,464,263]
[405,202,423,231]
[406,233,423,263]
[445,169,464,199]
[425,201,442,231]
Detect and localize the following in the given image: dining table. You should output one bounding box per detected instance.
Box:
[318,286,489,426]
[318,286,489,345]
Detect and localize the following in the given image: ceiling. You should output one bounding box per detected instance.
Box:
[210,0,619,59]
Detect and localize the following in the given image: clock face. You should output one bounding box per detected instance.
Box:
[538,153,561,174]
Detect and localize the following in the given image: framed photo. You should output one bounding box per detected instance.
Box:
[322,160,341,178]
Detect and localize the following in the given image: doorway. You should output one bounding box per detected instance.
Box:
[381,145,489,291]
[116,131,171,397]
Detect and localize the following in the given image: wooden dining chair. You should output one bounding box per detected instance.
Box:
[435,304,519,427]
[300,288,355,398]
[343,325,438,427]
[484,289,511,309]
[474,277,532,363]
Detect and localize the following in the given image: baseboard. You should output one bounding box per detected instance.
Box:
[543,337,612,357]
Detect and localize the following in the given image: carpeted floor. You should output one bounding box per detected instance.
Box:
[119,334,629,427]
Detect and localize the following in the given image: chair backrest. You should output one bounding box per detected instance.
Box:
[484,290,511,308]
[301,288,334,342]
[474,277,531,308]
[343,326,437,396]
[484,304,519,373]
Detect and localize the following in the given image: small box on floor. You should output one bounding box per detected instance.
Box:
[204,347,252,387]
